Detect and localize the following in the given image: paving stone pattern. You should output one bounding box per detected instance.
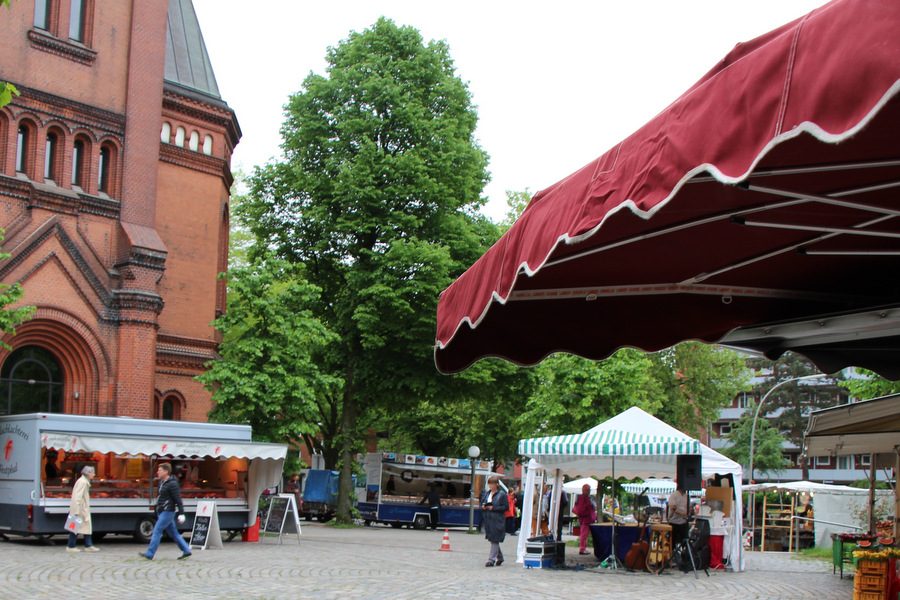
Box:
[0,523,854,599]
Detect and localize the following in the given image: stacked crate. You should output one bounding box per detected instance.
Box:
[854,560,889,600]
[524,539,557,569]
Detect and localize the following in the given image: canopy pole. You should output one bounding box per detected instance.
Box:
[895,450,899,540]
[602,456,619,569]
[788,493,796,553]
[761,493,768,552]
[868,454,877,534]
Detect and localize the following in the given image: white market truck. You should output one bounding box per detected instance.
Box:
[0,413,287,543]
[357,452,495,529]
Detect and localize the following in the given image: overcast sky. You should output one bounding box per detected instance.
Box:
[192,0,828,221]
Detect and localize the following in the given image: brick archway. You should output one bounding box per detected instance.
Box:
[0,308,111,415]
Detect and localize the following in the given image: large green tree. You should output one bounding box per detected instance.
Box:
[197,255,342,461]
[241,18,493,523]
[516,349,662,437]
[649,342,751,435]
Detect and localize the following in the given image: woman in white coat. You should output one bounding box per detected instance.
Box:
[67,465,98,552]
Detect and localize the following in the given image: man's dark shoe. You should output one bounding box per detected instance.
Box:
[138,552,152,560]
[178,552,192,560]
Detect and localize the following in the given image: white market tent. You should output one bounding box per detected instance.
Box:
[744,480,887,547]
[517,407,744,570]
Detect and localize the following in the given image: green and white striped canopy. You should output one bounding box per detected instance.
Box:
[518,429,700,457]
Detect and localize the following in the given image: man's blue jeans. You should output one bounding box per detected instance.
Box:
[145,510,191,557]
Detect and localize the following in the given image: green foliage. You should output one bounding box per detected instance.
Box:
[499,189,532,230]
[650,343,752,434]
[517,349,661,437]
[840,369,900,399]
[0,229,35,348]
[241,18,495,523]
[721,399,790,479]
[198,254,342,455]
[0,82,19,109]
[748,353,845,450]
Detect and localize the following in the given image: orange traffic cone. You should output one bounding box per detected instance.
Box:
[439,528,452,552]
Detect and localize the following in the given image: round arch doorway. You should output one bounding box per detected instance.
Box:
[0,345,64,415]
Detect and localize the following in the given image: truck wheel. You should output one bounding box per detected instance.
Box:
[317,514,332,523]
[412,515,429,530]
[364,519,372,527]
[134,516,156,544]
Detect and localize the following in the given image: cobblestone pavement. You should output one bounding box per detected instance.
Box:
[0,523,853,600]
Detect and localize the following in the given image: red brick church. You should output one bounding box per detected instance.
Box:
[0,0,238,421]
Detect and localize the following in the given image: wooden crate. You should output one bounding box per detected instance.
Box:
[858,560,890,576]
[855,574,887,590]
[852,590,885,600]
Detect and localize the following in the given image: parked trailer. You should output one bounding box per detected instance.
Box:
[301,469,339,522]
[357,452,495,529]
[0,413,286,543]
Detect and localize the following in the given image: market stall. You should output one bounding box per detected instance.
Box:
[744,480,878,551]
[517,407,744,571]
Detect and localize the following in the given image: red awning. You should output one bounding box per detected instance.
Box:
[435,0,900,375]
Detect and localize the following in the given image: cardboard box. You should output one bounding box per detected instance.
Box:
[705,486,733,515]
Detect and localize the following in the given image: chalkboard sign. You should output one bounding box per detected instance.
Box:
[190,501,222,550]
[264,497,289,535]
[190,514,210,548]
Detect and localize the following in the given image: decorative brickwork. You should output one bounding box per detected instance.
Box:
[0,1,238,422]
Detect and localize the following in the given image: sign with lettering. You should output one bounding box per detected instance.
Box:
[261,494,301,544]
[190,501,222,550]
[264,496,289,535]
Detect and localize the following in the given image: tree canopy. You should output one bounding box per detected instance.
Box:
[238,17,495,523]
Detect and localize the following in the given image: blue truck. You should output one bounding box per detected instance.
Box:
[301,469,339,522]
[357,452,495,529]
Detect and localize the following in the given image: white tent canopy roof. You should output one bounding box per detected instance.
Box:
[744,480,867,494]
[519,407,741,480]
[517,407,744,571]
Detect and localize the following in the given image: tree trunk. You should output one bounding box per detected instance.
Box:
[335,390,358,525]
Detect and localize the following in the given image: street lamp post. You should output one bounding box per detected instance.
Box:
[468,445,480,533]
[747,373,825,548]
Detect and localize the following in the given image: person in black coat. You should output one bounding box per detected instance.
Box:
[418,482,441,530]
[481,476,508,567]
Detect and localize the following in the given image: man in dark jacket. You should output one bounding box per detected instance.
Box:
[139,462,193,560]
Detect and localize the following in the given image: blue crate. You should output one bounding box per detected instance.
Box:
[524,553,554,569]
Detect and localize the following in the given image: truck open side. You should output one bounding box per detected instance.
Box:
[0,413,286,543]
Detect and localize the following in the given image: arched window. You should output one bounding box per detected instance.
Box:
[189,130,199,151]
[98,145,109,192]
[69,0,85,42]
[71,138,85,187]
[160,121,171,143]
[16,124,31,175]
[0,346,64,415]
[33,0,52,30]
[44,131,58,181]
[203,134,213,155]
[157,393,182,420]
[174,126,185,147]
[162,397,175,420]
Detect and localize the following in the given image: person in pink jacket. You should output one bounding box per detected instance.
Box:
[67,465,98,552]
[573,483,597,555]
